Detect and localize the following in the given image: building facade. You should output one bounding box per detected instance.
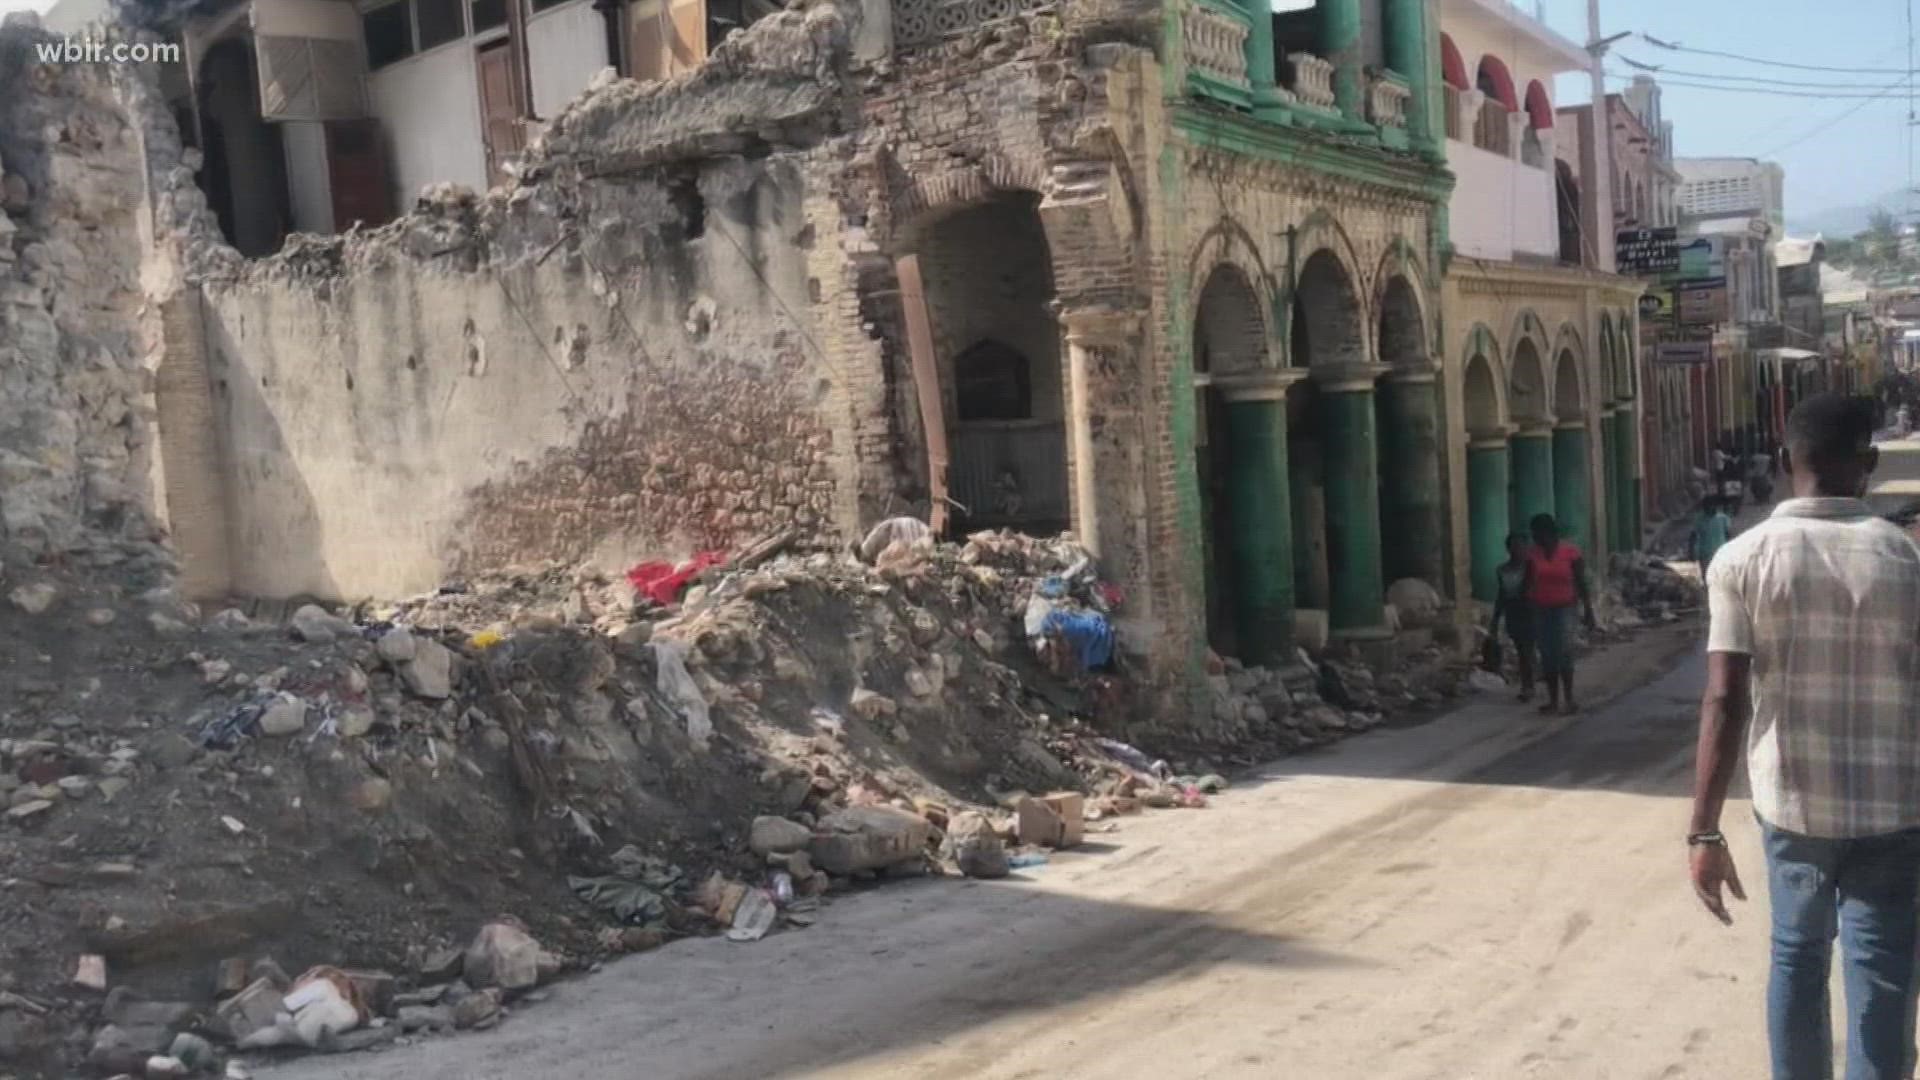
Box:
[1439,0,1642,606]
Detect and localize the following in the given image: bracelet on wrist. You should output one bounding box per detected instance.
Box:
[1687,831,1726,847]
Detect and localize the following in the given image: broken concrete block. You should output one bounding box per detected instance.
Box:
[1016,797,1063,848]
[289,605,352,643]
[945,811,1008,879]
[452,988,502,1029]
[214,978,282,1043]
[7,581,56,615]
[808,806,932,875]
[72,953,106,991]
[398,1004,455,1032]
[463,921,539,990]
[257,694,307,737]
[418,946,463,982]
[748,815,813,856]
[341,970,396,1017]
[400,639,453,700]
[848,688,895,719]
[375,628,416,664]
[1041,792,1085,848]
[87,1023,170,1074]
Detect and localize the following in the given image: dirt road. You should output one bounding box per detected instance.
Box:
[266,623,1773,1080]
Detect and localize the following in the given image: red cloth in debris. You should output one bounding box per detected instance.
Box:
[626,551,727,606]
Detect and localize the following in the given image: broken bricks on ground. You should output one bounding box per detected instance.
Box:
[1,520,1577,1078]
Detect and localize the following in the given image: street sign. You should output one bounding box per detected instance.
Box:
[1616,227,1679,275]
[1656,340,1712,365]
[1675,277,1728,326]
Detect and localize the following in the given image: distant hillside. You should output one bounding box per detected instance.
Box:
[1791,190,1912,239]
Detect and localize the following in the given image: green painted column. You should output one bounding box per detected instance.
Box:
[1224,384,1295,665]
[1383,0,1434,150]
[1318,0,1364,124]
[1552,424,1592,555]
[1319,370,1387,636]
[1377,370,1442,584]
[1467,437,1511,603]
[1244,0,1285,119]
[1599,407,1620,552]
[1510,426,1556,531]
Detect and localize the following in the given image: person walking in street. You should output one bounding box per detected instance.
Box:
[1525,513,1595,716]
[1687,393,1920,1080]
[1489,534,1537,703]
[1692,496,1732,571]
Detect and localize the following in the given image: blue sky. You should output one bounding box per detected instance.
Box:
[1538,0,1912,222]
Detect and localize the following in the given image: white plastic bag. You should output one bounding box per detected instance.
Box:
[652,640,713,750]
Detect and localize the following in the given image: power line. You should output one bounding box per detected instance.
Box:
[1615,55,1912,91]
[1750,87,1904,159]
[1605,71,1913,100]
[1639,33,1912,75]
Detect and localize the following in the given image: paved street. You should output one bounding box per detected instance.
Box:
[272,625,1781,1080]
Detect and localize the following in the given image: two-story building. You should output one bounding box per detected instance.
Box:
[1437,0,1642,605]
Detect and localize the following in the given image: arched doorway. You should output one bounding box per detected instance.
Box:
[1375,274,1440,586]
[199,38,291,257]
[1192,263,1295,664]
[1508,336,1555,531]
[1291,249,1385,637]
[909,192,1068,536]
[1551,346,1592,552]
[1462,343,1509,601]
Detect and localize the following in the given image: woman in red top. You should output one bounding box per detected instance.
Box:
[1525,513,1597,715]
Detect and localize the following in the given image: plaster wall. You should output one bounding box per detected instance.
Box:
[1444,136,1555,261]
[527,0,609,120]
[367,40,488,204]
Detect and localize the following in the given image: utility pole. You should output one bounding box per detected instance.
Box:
[1586,0,1620,274]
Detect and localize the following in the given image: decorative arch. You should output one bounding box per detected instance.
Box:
[1476,54,1519,111]
[1509,337,1551,425]
[891,155,1049,233]
[1509,310,1551,367]
[1377,274,1427,370]
[1440,33,1469,90]
[1615,310,1637,398]
[1553,347,1585,421]
[1598,311,1618,402]
[1193,263,1270,375]
[1187,217,1282,320]
[1292,246,1366,368]
[1461,323,1510,432]
[1524,80,1554,129]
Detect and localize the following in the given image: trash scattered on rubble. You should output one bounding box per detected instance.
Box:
[568,847,684,927]
[650,640,712,749]
[626,551,727,607]
[725,889,777,942]
[1007,852,1050,870]
[72,953,106,992]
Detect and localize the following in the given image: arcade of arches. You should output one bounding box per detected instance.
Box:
[1185,250,1440,667]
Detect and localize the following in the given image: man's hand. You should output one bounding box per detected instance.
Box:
[1690,842,1746,925]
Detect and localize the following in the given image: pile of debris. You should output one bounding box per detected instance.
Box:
[1606,551,1704,626]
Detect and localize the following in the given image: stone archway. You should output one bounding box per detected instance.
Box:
[1462,340,1511,602]
[1552,345,1593,552]
[907,191,1068,535]
[1507,337,1555,535]
[1290,248,1385,638]
[1375,274,1440,587]
[1191,263,1295,663]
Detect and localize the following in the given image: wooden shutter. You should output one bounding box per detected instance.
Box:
[323,118,393,230]
[666,0,705,75]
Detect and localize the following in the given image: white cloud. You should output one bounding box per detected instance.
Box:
[0,0,58,14]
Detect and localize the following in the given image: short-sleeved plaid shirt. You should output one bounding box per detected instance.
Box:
[1707,497,1920,839]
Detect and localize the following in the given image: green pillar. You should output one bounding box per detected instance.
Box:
[1600,407,1620,552]
[1320,371,1387,636]
[1318,0,1364,124]
[1289,436,1329,610]
[1468,437,1511,602]
[1378,371,1442,583]
[1510,427,1556,530]
[1552,424,1592,555]
[1224,385,1295,665]
[1245,0,1285,119]
[1383,0,1434,150]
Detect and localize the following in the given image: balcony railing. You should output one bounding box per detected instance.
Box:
[1182,2,1251,97]
[1442,84,1462,140]
[1286,52,1337,112]
[1473,99,1511,157]
[1367,72,1411,129]
[892,0,1046,49]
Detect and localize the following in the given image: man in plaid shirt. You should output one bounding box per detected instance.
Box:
[1690,393,1920,1079]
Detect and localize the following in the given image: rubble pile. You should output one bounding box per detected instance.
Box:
[1606,552,1704,626]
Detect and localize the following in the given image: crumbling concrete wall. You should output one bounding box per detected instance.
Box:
[184,5,865,601]
[0,20,178,583]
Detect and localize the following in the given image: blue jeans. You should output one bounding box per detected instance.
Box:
[1762,819,1920,1079]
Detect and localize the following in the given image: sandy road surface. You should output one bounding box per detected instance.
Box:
[270,624,1781,1080]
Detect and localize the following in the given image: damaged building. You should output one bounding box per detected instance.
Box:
[4,0,1641,723]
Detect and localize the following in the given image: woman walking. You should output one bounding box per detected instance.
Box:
[1526,513,1597,715]
[1489,534,1538,703]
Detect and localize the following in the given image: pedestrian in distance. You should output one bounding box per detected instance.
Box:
[1692,496,1732,572]
[1524,513,1596,716]
[1488,533,1537,703]
[1688,392,1920,1080]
